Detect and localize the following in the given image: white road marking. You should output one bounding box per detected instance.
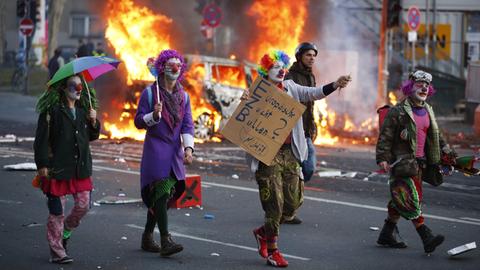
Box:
[2,147,480,227]
[126,224,310,261]
[459,217,480,222]
[0,199,23,204]
[92,165,480,227]
[441,182,480,191]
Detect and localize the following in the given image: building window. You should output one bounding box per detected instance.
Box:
[70,14,103,38]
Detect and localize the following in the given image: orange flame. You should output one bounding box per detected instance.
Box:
[100,0,376,145]
[211,65,247,89]
[313,100,339,145]
[105,0,172,85]
[388,91,398,105]
[247,0,307,61]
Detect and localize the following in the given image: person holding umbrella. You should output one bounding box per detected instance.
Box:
[134,49,194,257]
[34,56,120,264]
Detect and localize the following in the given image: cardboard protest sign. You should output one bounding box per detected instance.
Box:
[220,77,305,165]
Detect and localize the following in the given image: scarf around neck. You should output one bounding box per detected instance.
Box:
[153,78,185,130]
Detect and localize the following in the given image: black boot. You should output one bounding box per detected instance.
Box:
[160,234,183,257]
[416,224,444,253]
[377,219,408,248]
[62,237,69,252]
[141,232,161,252]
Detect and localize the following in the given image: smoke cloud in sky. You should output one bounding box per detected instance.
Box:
[310,0,379,130]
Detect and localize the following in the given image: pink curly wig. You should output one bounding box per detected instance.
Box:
[400,79,436,97]
[153,49,187,82]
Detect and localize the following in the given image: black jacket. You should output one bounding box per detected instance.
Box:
[34,103,100,180]
[285,61,317,140]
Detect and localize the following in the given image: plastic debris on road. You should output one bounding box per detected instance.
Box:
[0,134,35,143]
[121,236,127,240]
[318,171,342,177]
[96,196,142,205]
[3,163,37,171]
[115,158,126,163]
[369,227,379,231]
[341,172,357,178]
[210,253,220,256]
[231,174,239,179]
[185,213,190,217]
[22,222,42,227]
[204,214,215,220]
[447,242,477,256]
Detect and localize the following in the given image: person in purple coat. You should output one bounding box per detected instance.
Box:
[134,49,194,257]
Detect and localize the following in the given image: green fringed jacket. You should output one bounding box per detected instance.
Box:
[376,98,447,167]
[34,102,100,180]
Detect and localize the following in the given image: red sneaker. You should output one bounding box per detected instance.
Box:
[267,250,289,267]
[253,229,268,258]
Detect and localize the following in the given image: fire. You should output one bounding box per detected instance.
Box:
[388,91,398,105]
[247,0,307,61]
[211,65,247,89]
[313,100,339,145]
[105,0,172,85]
[100,0,376,146]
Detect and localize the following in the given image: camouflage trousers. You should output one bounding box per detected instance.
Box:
[255,145,304,236]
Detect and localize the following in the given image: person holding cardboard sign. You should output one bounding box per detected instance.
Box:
[134,49,195,257]
[248,50,351,267]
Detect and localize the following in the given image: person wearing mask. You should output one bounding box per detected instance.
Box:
[134,49,194,257]
[244,50,351,267]
[376,70,454,254]
[34,75,100,264]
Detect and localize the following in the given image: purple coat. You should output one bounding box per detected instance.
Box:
[134,85,194,189]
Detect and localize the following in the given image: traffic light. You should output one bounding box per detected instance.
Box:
[30,0,41,25]
[387,0,402,28]
[16,0,26,18]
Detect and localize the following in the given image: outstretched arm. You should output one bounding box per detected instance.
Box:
[294,75,352,102]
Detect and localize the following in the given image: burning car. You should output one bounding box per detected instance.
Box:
[102,54,257,142]
[182,54,257,140]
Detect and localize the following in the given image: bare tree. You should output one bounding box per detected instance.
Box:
[48,0,65,59]
[0,0,6,65]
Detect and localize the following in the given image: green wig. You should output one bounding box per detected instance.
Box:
[36,76,98,114]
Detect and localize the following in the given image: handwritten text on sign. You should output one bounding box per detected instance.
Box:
[220,77,305,165]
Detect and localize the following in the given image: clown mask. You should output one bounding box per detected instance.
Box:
[65,76,83,101]
[412,81,429,102]
[164,58,181,81]
[267,61,287,83]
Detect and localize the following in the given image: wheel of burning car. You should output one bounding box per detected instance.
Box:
[194,113,214,140]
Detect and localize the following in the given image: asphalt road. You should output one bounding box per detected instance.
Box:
[0,91,479,269]
[0,141,479,270]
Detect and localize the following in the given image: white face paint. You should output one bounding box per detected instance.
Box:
[164,58,181,81]
[267,61,286,83]
[65,76,82,101]
[412,81,428,102]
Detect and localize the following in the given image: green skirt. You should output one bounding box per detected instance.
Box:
[141,177,177,208]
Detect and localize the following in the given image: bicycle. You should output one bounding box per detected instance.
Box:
[11,50,27,92]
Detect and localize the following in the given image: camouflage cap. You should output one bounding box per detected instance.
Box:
[409,70,432,84]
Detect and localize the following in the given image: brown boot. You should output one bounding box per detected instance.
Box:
[160,234,183,257]
[141,232,160,252]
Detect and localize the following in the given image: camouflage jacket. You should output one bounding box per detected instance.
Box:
[376,98,446,166]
